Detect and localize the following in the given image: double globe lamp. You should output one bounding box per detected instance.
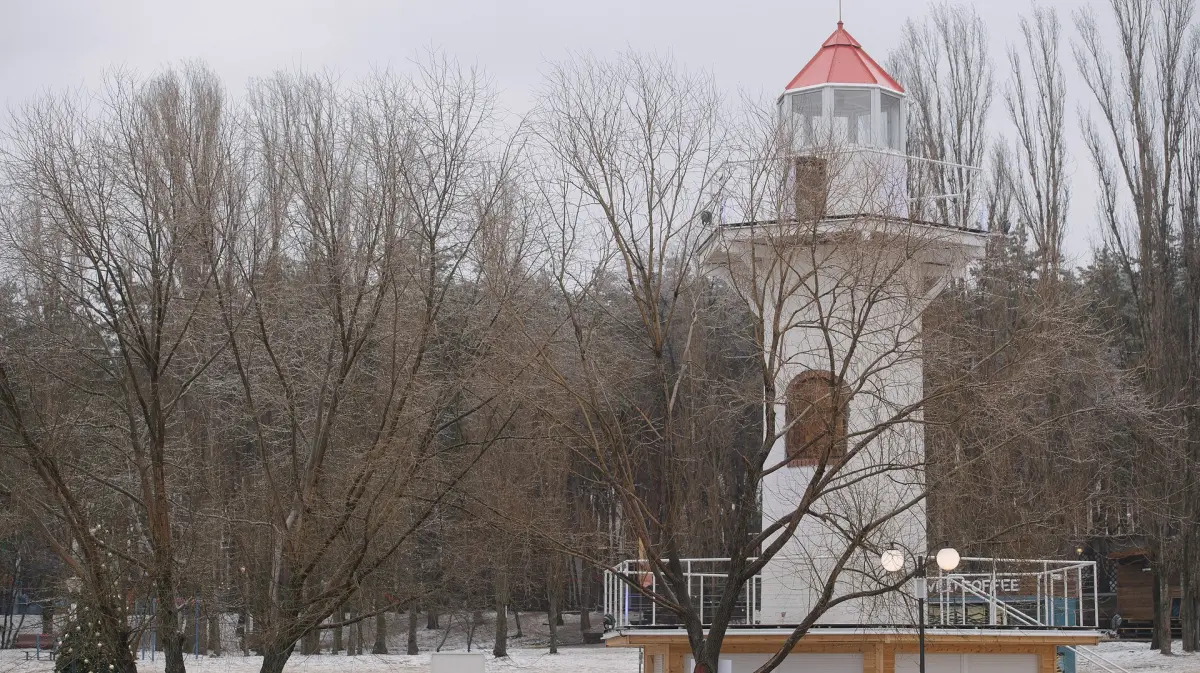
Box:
[880,546,961,673]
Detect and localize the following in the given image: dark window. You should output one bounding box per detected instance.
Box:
[786,371,850,467]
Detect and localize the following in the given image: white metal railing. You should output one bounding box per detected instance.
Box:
[708,149,984,229]
[604,555,1104,631]
[603,558,760,629]
[933,559,1131,673]
[1069,646,1132,673]
[930,557,1099,629]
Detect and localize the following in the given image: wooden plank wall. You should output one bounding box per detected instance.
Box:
[1116,564,1182,621]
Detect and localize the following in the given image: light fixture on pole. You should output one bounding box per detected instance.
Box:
[936,547,960,573]
[880,549,905,573]
[880,546,960,673]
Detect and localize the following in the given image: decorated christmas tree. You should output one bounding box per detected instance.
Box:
[55,602,126,673]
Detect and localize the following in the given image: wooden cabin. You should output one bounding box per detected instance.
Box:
[1109,549,1181,640]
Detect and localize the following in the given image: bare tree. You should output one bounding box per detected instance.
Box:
[0,64,240,673]
[1004,4,1070,289]
[891,3,995,228]
[1074,0,1200,653]
[192,57,532,673]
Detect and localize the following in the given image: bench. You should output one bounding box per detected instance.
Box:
[12,633,56,659]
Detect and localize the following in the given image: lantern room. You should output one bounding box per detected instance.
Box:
[779,22,905,152]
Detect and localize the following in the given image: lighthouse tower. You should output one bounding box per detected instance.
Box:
[604,20,1106,673]
[745,21,985,626]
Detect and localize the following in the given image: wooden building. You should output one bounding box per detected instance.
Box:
[1109,549,1182,640]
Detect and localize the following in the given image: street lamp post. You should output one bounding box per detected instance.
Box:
[881,546,960,673]
[916,555,926,673]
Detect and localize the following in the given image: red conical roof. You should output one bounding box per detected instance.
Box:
[784,22,904,93]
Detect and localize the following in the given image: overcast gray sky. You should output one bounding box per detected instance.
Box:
[1,0,1106,264]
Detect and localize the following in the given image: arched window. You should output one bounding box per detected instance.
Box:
[785,371,850,467]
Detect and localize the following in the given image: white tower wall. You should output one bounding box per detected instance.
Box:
[756,243,929,625]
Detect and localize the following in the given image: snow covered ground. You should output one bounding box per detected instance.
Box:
[0,647,639,673]
[4,634,1198,672]
[0,611,641,673]
[1079,641,1200,672]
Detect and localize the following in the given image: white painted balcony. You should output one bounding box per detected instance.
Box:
[602,556,1100,630]
[603,558,762,628]
[928,557,1100,629]
[707,151,984,231]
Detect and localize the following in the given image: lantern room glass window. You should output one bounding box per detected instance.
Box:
[881,92,902,151]
[832,88,872,146]
[791,91,824,145]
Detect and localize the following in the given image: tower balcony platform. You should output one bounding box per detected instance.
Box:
[604,556,1103,631]
[708,148,988,234]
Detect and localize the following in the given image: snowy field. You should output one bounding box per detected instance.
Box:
[0,611,641,673]
[0,647,639,673]
[3,636,1198,672]
[1079,641,1200,672]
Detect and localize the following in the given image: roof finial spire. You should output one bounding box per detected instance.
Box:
[838,0,843,25]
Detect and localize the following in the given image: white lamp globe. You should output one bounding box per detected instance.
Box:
[880,549,905,573]
[936,547,961,572]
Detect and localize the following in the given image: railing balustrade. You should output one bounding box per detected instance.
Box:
[603,556,1099,630]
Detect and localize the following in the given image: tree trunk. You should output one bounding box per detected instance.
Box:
[1184,588,1198,652]
[427,609,439,629]
[578,566,591,633]
[1152,566,1161,652]
[493,585,509,657]
[40,603,53,635]
[467,614,477,652]
[156,578,187,673]
[513,605,523,638]
[436,614,454,652]
[1157,565,1172,655]
[1193,595,1200,654]
[493,570,509,657]
[332,615,343,654]
[548,586,559,655]
[1183,537,1198,652]
[347,612,359,655]
[301,626,319,655]
[109,631,139,673]
[237,610,248,656]
[372,611,388,654]
[354,614,364,656]
[260,643,296,673]
[493,607,508,657]
[207,612,221,656]
[407,606,419,655]
[182,609,195,656]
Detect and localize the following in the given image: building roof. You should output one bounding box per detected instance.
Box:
[784,22,904,94]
